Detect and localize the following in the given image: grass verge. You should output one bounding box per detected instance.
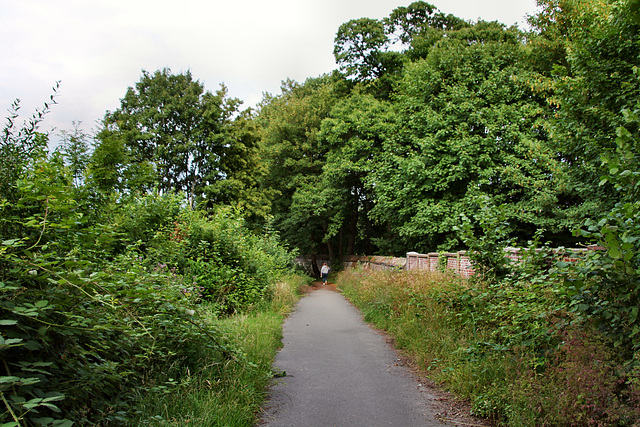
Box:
[130,273,309,426]
[336,268,640,426]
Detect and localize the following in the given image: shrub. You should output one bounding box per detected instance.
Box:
[507,326,640,426]
[556,103,640,354]
[336,267,640,425]
[0,104,297,424]
[0,164,231,424]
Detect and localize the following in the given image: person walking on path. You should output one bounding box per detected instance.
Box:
[320,262,330,285]
[261,287,442,427]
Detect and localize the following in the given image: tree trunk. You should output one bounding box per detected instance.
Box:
[348,205,358,256]
[327,241,335,261]
[310,253,320,278]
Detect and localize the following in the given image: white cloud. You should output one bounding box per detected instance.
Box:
[0,0,538,137]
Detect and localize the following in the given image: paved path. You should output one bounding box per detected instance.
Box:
[261,286,443,427]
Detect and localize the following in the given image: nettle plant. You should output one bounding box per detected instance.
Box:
[456,194,515,281]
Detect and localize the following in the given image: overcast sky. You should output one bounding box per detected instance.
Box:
[1,0,539,139]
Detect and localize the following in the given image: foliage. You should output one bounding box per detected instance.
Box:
[129,274,308,426]
[336,268,640,425]
[317,92,394,255]
[107,193,297,315]
[333,17,392,82]
[385,1,466,45]
[0,97,299,424]
[506,327,640,425]
[557,95,640,353]
[5,0,640,422]
[259,0,640,257]
[334,2,467,83]
[56,122,92,188]
[94,68,267,216]
[0,157,224,425]
[456,195,515,281]
[531,0,640,226]
[367,20,571,252]
[257,76,341,256]
[0,85,57,204]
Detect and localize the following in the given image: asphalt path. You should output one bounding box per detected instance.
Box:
[261,285,444,427]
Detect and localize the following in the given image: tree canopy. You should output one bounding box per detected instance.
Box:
[255,0,640,256]
[93,68,266,217]
[14,0,640,258]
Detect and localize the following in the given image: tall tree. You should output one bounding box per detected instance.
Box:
[57,121,92,188]
[528,0,640,223]
[333,18,391,82]
[94,68,264,213]
[385,1,467,53]
[369,21,573,252]
[257,76,343,258]
[318,92,395,255]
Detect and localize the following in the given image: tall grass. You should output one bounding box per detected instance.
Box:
[131,273,309,426]
[337,269,498,398]
[336,268,640,426]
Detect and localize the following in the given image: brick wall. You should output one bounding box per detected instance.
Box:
[297,245,604,279]
[406,245,605,277]
[406,251,476,277]
[295,255,406,276]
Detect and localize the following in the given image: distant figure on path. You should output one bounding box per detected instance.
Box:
[320,262,330,285]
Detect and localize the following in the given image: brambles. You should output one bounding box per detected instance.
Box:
[0,99,297,425]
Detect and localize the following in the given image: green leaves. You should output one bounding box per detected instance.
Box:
[95,68,264,213]
[258,76,340,255]
[365,20,567,251]
[557,106,640,351]
[0,124,296,425]
[334,18,390,81]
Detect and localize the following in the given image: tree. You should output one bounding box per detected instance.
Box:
[94,68,263,213]
[334,18,391,82]
[257,76,343,260]
[369,21,573,252]
[318,92,395,255]
[199,106,269,220]
[333,2,468,83]
[528,0,640,224]
[89,128,156,194]
[0,84,57,203]
[385,1,467,48]
[57,121,92,187]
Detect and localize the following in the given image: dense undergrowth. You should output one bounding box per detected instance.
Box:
[0,178,306,425]
[337,158,640,425]
[0,185,304,425]
[130,273,307,426]
[337,266,640,426]
[0,103,306,425]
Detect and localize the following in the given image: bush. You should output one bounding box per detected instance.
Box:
[0,161,231,424]
[555,103,640,354]
[507,326,640,426]
[0,103,298,424]
[336,267,640,425]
